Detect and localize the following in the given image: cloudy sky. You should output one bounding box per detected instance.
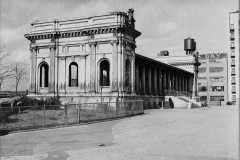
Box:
[0,0,238,91]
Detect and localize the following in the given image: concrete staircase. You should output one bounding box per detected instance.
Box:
[165,96,201,109]
[178,96,201,108]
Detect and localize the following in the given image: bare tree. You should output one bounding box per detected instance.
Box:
[0,45,13,91]
[11,63,28,95]
[0,45,12,61]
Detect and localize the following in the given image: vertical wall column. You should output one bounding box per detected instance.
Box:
[58,57,66,92]
[30,47,37,94]
[182,76,185,92]
[148,65,151,94]
[89,42,97,93]
[167,71,170,90]
[163,69,166,95]
[174,74,176,90]
[185,75,188,92]
[188,75,194,93]
[171,72,174,90]
[181,75,184,91]
[175,74,179,91]
[111,40,118,92]
[158,69,162,95]
[122,41,126,91]
[79,57,86,92]
[135,61,139,94]
[154,67,157,95]
[142,63,146,94]
[179,74,182,91]
[131,44,136,94]
[49,45,56,93]
[55,39,59,94]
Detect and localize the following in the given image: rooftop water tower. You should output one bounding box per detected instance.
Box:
[184,37,196,55]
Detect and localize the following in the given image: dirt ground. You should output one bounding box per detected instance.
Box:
[1,104,239,160]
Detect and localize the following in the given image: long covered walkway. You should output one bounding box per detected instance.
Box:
[135,54,194,96]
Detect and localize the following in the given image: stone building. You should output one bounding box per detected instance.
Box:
[25,9,194,108]
[198,53,228,105]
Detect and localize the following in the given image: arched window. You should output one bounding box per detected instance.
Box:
[40,63,49,87]
[69,62,78,87]
[100,60,110,86]
[125,59,131,86]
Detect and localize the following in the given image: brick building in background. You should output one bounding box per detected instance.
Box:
[198,53,228,105]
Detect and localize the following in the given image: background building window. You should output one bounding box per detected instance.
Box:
[232,95,236,101]
[200,96,207,101]
[231,49,235,56]
[230,32,234,39]
[40,63,49,87]
[198,68,206,73]
[209,59,222,63]
[210,96,224,101]
[232,77,236,83]
[100,60,110,86]
[210,77,223,82]
[198,86,207,91]
[231,42,235,47]
[209,67,223,73]
[69,62,78,87]
[231,68,235,74]
[231,58,235,65]
[210,86,224,92]
[232,86,236,92]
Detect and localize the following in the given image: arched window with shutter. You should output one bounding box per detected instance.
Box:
[100,60,110,86]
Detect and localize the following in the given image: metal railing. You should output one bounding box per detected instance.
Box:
[79,100,143,123]
[0,100,143,131]
[165,89,192,97]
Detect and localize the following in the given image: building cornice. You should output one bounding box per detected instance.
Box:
[31,11,127,26]
[24,25,141,42]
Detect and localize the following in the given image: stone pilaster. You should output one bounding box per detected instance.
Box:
[131,44,136,94]
[111,40,119,92]
[122,41,126,92]
[135,61,139,94]
[59,57,66,92]
[89,42,97,93]
[30,46,37,94]
[49,45,56,93]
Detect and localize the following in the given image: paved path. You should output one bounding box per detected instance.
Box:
[1,105,239,160]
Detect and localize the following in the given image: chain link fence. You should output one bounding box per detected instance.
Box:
[0,100,143,132]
